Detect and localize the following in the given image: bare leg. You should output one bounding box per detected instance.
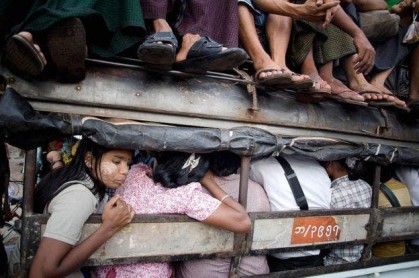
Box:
[266,14,310,82]
[152,18,172,33]
[301,47,331,91]
[345,54,407,106]
[369,68,394,95]
[238,4,282,78]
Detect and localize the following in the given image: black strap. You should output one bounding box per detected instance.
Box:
[275,156,308,210]
[379,183,401,208]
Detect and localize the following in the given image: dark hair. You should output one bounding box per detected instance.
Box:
[153,152,209,188]
[208,151,240,177]
[34,137,114,213]
[340,158,366,181]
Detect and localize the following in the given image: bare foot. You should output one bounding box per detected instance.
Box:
[18,31,47,65]
[326,79,365,102]
[176,33,201,62]
[253,56,288,80]
[306,73,331,94]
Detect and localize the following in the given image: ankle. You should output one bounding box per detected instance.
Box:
[153,19,172,33]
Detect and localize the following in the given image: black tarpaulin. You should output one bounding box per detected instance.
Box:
[1,87,419,165]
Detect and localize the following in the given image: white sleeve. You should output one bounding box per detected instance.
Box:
[43,184,98,245]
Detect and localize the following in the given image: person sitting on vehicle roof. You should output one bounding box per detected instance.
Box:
[250,154,331,271]
[332,0,411,110]
[388,0,419,116]
[238,0,339,93]
[320,158,372,265]
[93,151,252,278]
[30,137,135,277]
[1,0,146,83]
[137,0,248,73]
[176,151,271,278]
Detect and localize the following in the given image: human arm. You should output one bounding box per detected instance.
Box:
[352,0,388,12]
[331,5,375,74]
[199,171,251,233]
[253,0,340,23]
[29,195,134,277]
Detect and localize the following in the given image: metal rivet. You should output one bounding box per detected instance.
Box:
[8,77,15,83]
[75,86,81,90]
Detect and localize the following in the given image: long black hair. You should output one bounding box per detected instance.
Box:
[153,152,209,188]
[208,151,241,177]
[34,137,113,213]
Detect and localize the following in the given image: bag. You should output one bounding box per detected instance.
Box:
[359,10,400,41]
[403,12,419,44]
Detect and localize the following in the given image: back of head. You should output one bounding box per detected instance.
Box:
[208,151,240,177]
[153,152,209,188]
[340,157,367,181]
[34,137,112,213]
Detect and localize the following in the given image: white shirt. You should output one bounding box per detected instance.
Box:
[250,155,332,259]
[396,167,419,245]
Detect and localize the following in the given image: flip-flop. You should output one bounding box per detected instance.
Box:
[173,36,247,74]
[359,91,393,107]
[296,81,331,103]
[281,73,314,91]
[359,91,410,112]
[326,90,368,107]
[5,34,46,77]
[46,17,86,83]
[137,32,178,67]
[253,68,292,86]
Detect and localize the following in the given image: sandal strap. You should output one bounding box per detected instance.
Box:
[187,36,223,59]
[144,32,178,48]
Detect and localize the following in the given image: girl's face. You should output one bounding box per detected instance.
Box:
[91,149,133,189]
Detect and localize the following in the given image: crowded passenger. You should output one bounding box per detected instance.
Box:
[390,0,419,115]
[396,166,419,253]
[93,151,252,277]
[1,0,146,83]
[137,0,247,73]
[368,165,412,258]
[30,137,135,277]
[177,151,270,277]
[320,158,372,265]
[250,154,331,271]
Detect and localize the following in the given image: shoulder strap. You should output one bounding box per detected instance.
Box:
[379,183,401,207]
[275,156,308,210]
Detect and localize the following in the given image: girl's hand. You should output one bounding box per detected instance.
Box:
[101,195,134,234]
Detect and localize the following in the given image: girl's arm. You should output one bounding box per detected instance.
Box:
[199,171,251,234]
[29,195,134,277]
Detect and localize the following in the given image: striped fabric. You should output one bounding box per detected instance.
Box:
[6,0,146,57]
[141,0,239,47]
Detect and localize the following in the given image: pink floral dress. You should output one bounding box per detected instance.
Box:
[93,163,221,278]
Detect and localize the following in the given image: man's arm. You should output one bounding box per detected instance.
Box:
[353,0,388,12]
[331,5,375,74]
[253,0,340,22]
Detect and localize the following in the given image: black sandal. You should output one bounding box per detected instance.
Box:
[5,34,46,77]
[173,36,247,74]
[137,32,178,66]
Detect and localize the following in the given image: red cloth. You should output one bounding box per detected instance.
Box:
[141,0,239,47]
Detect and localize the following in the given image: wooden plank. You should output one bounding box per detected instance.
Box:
[381,212,419,238]
[42,221,234,262]
[251,214,370,250]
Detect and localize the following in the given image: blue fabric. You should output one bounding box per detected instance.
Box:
[238,0,267,26]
